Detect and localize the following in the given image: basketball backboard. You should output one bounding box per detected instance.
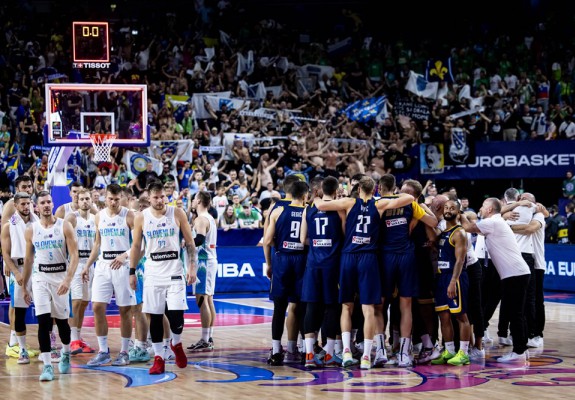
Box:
[44,83,150,147]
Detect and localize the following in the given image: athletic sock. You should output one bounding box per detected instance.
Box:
[272,339,282,354]
[152,343,164,359]
[9,330,17,346]
[287,340,297,353]
[324,338,335,356]
[305,338,316,356]
[421,334,433,349]
[460,341,470,354]
[334,339,343,354]
[16,335,26,350]
[362,338,373,360]
[70,327,80,342]
[208,326,214,339]
[201,327,210,342]
[342,332,351,353]
[97,336,108,353]
[62,344,70,353]
[121,337,130,352]
[172,333,181,346]
[399,337,411,356]
[445,341,455,354]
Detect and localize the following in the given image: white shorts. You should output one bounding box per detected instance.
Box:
[142,276,188,315]
[71,263,94,302]
[91,261,136,307]
[9,270,33,309]
[193,259,217,296]
[32,278,71,320]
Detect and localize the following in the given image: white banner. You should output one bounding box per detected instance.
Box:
[405,71,438,100]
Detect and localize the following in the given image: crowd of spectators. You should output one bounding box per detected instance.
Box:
[0,1,574,241]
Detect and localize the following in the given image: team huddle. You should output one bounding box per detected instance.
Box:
[1,176,219,381]
[263,173,545,369]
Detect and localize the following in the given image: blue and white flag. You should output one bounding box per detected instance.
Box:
[122,151,163,179]
[342,96,387,123]
[446,127,475,165]
[425,57,455,83]
[405,71,438,99]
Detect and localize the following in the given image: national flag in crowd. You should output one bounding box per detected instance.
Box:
[425,57,455,83]
[122,150,163,179]
[405,71,438,99]
[342,96,387,123]
[166,94,192,123]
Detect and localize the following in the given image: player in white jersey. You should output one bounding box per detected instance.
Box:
[129,181,197,375]
[82,184,137,367]
[21,191,79,381]
[65,188,97,355]
[0,192,39,364]
[188,191,218,352]
[1,175,38,359]
[54,182,98,219]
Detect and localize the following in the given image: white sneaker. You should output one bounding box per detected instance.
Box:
[412,342,422,355]
[469,347,486,361]
[497,351,527,363]
[527,336,544,348]
[499,336,513,346]
[398,352,413,368]
[483,329,494,346]
[372,348,388,367]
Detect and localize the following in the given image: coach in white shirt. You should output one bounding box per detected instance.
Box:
[460,197,531,363]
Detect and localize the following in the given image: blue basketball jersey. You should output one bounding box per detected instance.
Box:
[305,204,343,268]
[438,225,466,273]
[379,197,425,252]
[342,198,381,253]
[274,203,306,254]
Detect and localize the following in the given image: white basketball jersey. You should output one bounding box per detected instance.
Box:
[9,211,38,262]
[98,207,131,262]
[64,202,76,217]
[74,211,96,261]
[195,212,217,260]
[32,218,68,285]
[142,206,183,277]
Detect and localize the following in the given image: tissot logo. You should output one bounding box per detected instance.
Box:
[73,62,111,69]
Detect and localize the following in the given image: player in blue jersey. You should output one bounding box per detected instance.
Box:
[300,176,346,368]
[376,174,438,368]
[264,180,309,366]
[314,176,414,370]
[262,174,306,361]
[430,200,471,366]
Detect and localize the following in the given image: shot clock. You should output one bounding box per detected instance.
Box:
[72,22,110,69]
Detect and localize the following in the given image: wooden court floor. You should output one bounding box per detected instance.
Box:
[1,295,575,400]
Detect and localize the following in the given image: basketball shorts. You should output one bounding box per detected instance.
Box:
[142,275,188,315]
[269,252,306,302]
[339,252,381,305]
[70,262,94,302]
[32,277,71,319]
[91,261,136,307]
[193,258,217,296]
[434,269,468,314]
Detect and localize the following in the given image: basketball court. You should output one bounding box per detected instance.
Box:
[1,293,574,399]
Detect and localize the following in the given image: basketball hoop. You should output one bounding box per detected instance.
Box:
[89,133,117,162]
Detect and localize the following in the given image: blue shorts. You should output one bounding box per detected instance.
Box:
[269,252,306,302]
[381,251,418,298]
[339,252,381,305]
[301,263,340,304]
[434,269,468,314]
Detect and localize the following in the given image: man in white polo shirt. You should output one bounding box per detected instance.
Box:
[460,197,531,363]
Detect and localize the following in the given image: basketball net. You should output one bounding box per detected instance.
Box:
[89,133,116,162]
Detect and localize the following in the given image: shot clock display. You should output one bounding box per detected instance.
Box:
[72,22,109,66]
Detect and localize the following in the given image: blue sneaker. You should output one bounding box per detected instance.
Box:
[59,351,71,374]
[129,346,151,363]
[87,351,112,366]
[39,365,55,381]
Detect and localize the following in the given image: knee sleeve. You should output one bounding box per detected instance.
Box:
[14,307,27,333]
[149,313,165,343]
[304,302,323,335]
[166,310,184,335]
[37,313,53,353]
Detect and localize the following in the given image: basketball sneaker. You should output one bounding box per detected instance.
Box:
[527,336,544,348]
[497,351,528,363]
[6,343,20,358]
[149,356,165,375]
[129,346,151,362]
[284,350,301,364]
[498,336,513,346]
[323,353,342,367]
[87,351,112,366]
[59,351,71,373]
[372,348,388,367]
[171,341,188,368]
[360,355,371,370]
[164,346,175,360]
[17,348,30,364]
[342,350,355,368]
[80,339,95,354]
[305,352,323,369]
[111,351,130,366]
[267,349,284,366]
[398,352,413,368]
[469,347,486,361]
[27,347,40,357]
[70,340,84,355]
[39,365,55,382]
[416,347,435,364]
[51,347,61,363]
[447,350,470,366]
[431,349,455,365]
[187,338,213,352]
[483,329,494,346]
[208,337,214,350]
